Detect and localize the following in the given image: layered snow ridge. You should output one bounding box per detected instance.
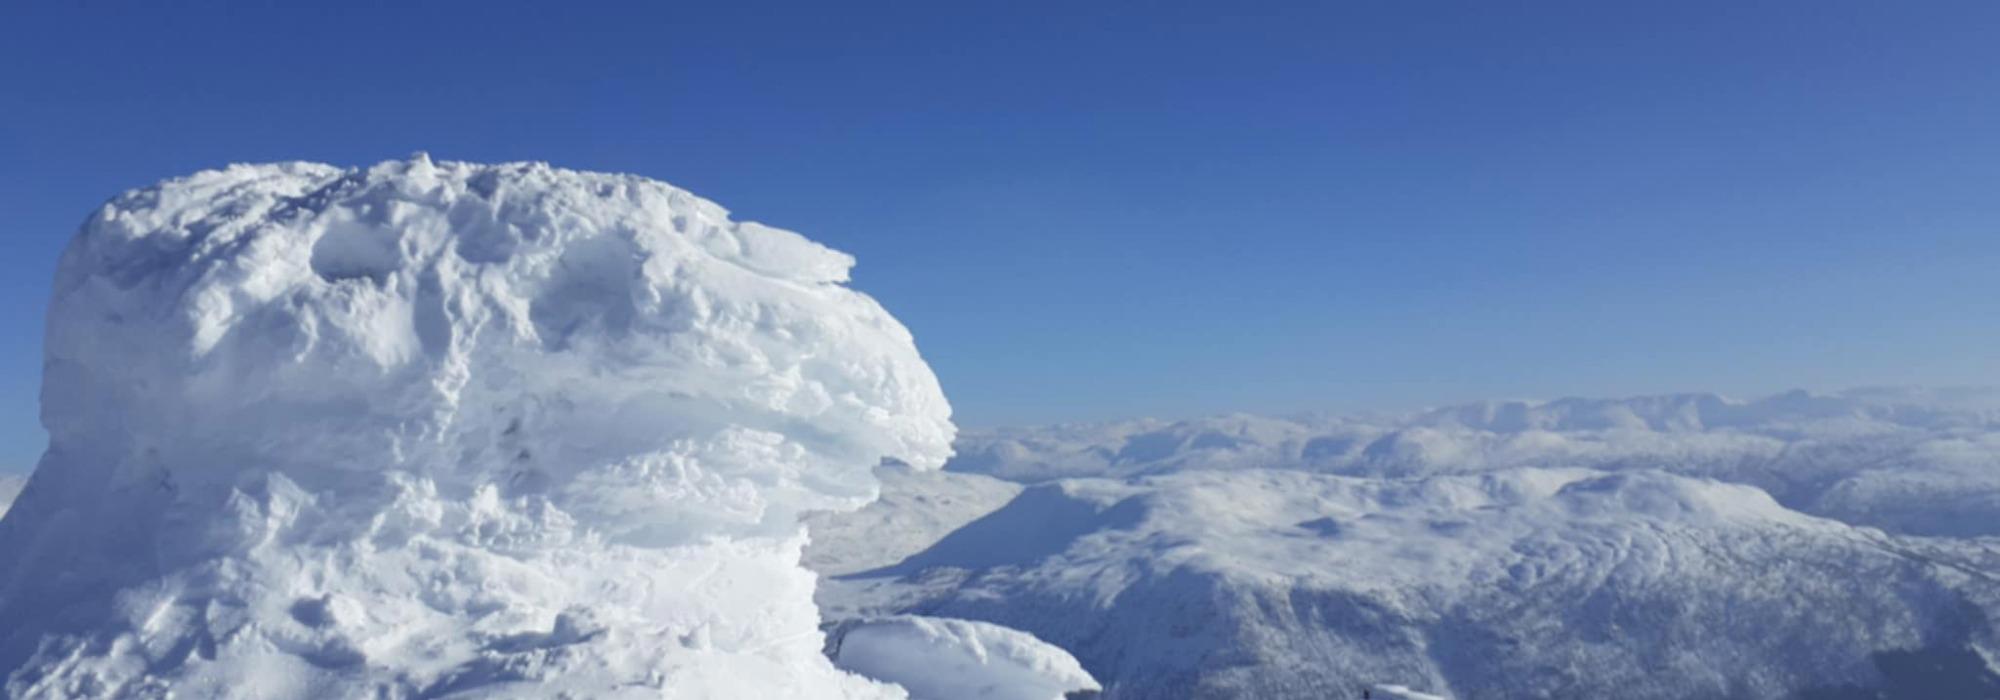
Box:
[0,157,960,698]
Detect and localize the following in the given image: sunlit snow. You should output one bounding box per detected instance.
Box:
[0,158,1089,699]
[809,389,2000,698]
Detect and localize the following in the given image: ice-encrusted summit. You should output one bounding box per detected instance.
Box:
[0,157,966,697]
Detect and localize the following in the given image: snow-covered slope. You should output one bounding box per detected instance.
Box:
[0,157,1085,699]
[805,464,1023,584]
[0,475,22,520]
[810,391,2000,699]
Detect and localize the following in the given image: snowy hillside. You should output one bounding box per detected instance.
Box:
[0,158,1092,699]
[0,475,21,519]
[810,390,2000,699]
[805,464,1024,580]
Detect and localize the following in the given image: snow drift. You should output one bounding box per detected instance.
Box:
[830,615,1099,700]
[0,157,976,697]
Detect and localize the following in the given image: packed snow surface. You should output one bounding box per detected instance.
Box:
[810,389,2000,699]
[830,615,1099,700]
[0,157,1014,698]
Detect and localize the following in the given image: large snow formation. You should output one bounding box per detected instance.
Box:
[0,157,981,698]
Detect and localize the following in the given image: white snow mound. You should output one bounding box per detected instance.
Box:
[833,616,1100,700]
[0,157,957,698]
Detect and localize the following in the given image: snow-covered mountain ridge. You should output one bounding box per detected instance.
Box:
[808,389,2000,699]
[946,388,2000,537]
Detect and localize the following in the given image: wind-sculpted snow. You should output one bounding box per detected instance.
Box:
[829,615,1099,700]
[810,390,2000,699]
[0,158,971,698]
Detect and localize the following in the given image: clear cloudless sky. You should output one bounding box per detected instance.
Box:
[3,1,1999,471]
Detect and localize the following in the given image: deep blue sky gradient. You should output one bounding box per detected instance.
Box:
[4,1,1999,471]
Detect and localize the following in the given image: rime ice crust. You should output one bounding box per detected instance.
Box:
[0,157,953,698]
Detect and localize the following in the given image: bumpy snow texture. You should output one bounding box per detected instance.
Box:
[0,157,992,698]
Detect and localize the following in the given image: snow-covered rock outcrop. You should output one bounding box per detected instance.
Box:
[0,157,983,698]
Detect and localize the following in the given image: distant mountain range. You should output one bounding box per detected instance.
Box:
[807,389,2000,699]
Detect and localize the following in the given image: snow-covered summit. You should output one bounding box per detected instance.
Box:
[0,157,963,697]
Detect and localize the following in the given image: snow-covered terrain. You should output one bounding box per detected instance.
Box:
[948,389,2000,538]
[809,390,2000,699]
[5,157,1997,700]
[0,158,1093,699]
[829,615,1099,700]
[0,475,21,520]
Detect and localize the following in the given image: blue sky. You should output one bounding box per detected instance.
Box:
[3,2,1998,471]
